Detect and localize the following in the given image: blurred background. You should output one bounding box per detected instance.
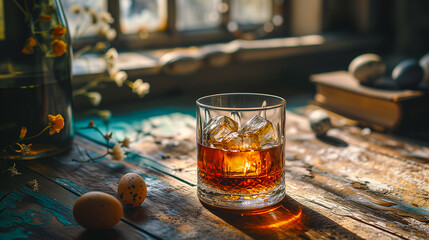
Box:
[66,0,429,112]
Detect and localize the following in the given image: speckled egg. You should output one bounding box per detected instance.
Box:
[117,173,147,207]
[73,191,123,230]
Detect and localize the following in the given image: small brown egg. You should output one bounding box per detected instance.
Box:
[118,173,147,207]
[73,191,123,230]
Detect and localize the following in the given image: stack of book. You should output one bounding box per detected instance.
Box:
[311,71,429,133]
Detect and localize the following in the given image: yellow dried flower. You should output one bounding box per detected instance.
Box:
[27,37,37,47]
[51,40,67,57]
[21,37,37,55]
[39,14,52,22]
[19,127,27,139]
[103,133,112,141]
[48,114,64,135]
[51,24,67,39]
[121,138,130,148]
[94,42,107,51]
[22,46,34,55]
[15,143,32,156]
[88,120,95,128]
[111,143,125,161]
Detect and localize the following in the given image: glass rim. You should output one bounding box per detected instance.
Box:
[196,93,286,111]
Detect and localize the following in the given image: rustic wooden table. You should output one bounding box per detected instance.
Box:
[1,106,428,240]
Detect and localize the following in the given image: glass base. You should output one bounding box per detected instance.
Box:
[197,175,286,210]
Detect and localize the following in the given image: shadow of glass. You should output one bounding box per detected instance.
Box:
[317,135,348,147]
[203,195,363,239]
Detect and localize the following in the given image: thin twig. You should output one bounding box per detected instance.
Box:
[73,44,93,58]
[72,126,110,162]
[0,185,21,202]
[21,125,50,142]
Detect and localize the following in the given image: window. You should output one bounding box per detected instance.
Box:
[62,0,108,38]
[63,0,286,50]
[176,0,221,31]
[120,0,167,34]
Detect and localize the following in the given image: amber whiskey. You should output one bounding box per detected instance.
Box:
[198,143,284,194]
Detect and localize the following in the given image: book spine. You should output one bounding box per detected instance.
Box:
[397,96,429,137]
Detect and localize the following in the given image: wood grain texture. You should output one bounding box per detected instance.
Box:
[285,108,429,239]
[3,107,428,239]
[0,164,152,240]
[23,136,366,239]
[24,137,247,240]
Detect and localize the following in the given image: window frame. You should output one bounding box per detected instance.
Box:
[70,0,287,51]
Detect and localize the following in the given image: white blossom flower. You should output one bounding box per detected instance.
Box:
[104,47,118,60]
[98,22,110,34]
[132,79,150,97]
[97,23,115,40]
[7,163,21,177]
[104,48,118,69]
[26,179,39,192]
[86,91,102,106]
[105,29,117,41]
[70,5,83,14]
[111,143,125,161]
[110,70,127,87]
[97,110,112,121]
[100,11,114,23]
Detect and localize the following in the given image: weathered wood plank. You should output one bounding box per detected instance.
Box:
[78,108,428,239]
[24,136,377,239]
[284,110,429,239]
[24,136,249,240]
[0,165,152,240]
[13,105,429,239]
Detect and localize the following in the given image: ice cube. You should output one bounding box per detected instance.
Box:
[223,150,263,177]
[203,116,238,147]
[240,115,279,148]
[222,132,260,151]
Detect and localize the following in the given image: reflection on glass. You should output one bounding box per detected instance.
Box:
[230,0,272,25]
[176,0,221,31]
[62,0,107,38]
[120,0,167,34]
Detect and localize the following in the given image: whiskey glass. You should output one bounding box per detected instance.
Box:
[196,93,286,209]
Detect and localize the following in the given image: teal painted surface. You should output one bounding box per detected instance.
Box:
[55,178,87,195]
[395,203,429,217]
[75,108,197,187]
[76,107,195,147]
[0,227,29,240]
[0,187,78,239]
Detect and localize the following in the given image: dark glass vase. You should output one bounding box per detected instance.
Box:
[0,0,74,159]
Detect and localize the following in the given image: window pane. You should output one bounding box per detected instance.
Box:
[62,0,108,38]
[120,0,167,34]
[230,0,273,25]
[176,0,222,31]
